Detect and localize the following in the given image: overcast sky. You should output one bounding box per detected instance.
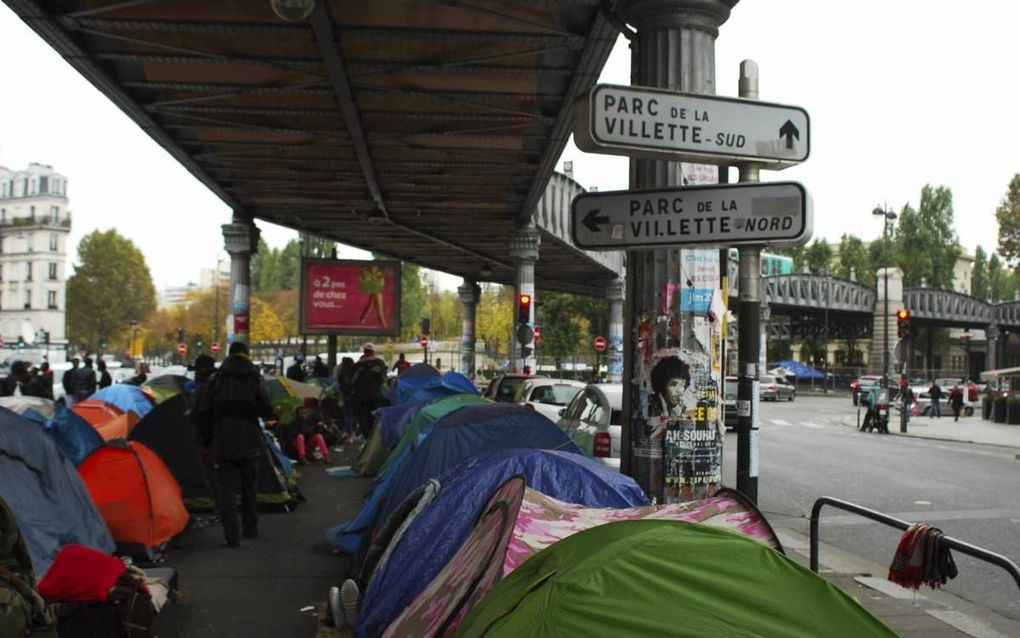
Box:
[0,1,1016,291]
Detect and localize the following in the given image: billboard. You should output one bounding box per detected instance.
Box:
[299,259,402,336]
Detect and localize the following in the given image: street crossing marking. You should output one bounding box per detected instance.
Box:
[801,422,823,429]
[769,419,792,427]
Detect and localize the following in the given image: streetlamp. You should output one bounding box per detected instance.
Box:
[872,206,898,381]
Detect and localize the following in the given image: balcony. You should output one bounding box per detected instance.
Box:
[0,215,72,229]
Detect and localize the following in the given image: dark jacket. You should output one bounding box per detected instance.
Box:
[286,362,306,383]
[61,367,77,395]
[192,353,273,461]
[352,356,388,403]
[98,370,113,388]
[72,366,97,398]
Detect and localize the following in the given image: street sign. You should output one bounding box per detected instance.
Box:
[533,325,541,344]
[575,84,809,166]
[571,182,811,251]
[420,335,429,348]
[177,343,187,355]
[211,342,220,354]
[594,336,607,352]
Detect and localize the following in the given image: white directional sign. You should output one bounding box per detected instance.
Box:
[575,84,810,166]
[571,182,812,250]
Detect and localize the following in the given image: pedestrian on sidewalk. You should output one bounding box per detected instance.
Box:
[928,379,942,418]
[949,386,964,422]
[192,341,273,548]
[351,343,388,437]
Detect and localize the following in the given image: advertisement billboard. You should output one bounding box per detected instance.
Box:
[299,259,402,336]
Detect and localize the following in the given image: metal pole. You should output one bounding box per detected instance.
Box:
[883,220,890,379]
[736,60,761,504]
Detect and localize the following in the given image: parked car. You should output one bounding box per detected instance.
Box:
[850,375,883,405]
[759,374,795,401]
[513,378,585,423]
[483,373,538,403]
[557,383,622,470]
[723,376,738,430]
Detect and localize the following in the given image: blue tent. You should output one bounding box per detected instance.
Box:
[21,402,102,465]
[769,359,825,379]
[358,448,650,638]
[0,407,115,574]
[403,371,479,405]
[385,363,440,404]
[376,400,430,448]
[375,403,580,527]
[90,384,155,418]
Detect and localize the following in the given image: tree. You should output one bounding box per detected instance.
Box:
[988,254,1015,302]
[476,284,513,362]
[835,233,874,287]
[249,297,284,343]
[995,173,1020,263]
[894,186,960,288]
[803,239,833,274]
[66,230,157,350]
[399,263,428,341]
[971,246,989,300]
[263,289,299,336]
[536,292,584,359]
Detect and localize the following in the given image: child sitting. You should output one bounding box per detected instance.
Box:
[291,404,332,465]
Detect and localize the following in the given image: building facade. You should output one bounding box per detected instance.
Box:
[0,163,71,354]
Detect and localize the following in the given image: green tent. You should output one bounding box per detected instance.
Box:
[457,519,897,638]
[264,377,303,425]
[356,394,489,476]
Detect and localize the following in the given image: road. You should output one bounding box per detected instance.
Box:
[722,393,1020,621]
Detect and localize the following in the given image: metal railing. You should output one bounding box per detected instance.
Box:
[809,496,1020,594]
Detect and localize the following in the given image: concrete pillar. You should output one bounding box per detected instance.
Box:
[222,214,260,346]
[868,267,903,374]
[509,225,540,373]
[607,277,625,382]
[458,278,481,378]
[987,324,999,371]
[619,0,734,501]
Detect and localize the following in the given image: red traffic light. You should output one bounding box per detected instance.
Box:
[518,294,531,306]
[896,309,910,321]
[517,293,532,324]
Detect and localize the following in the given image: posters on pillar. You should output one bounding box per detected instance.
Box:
[299,259,402,336]
[632,248,723,504]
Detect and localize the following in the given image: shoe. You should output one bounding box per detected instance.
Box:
[328,586,345,628]
[299,456,312,466]
[340,578,361,626]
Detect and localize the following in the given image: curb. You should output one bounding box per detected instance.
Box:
[838,418,1020,454]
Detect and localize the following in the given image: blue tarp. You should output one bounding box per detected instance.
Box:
[0,407,115,575]
[21,403,102,465]
[376,401,430,448]
[403,371,479,405]
[358,448,649,638]
[385,363,440,404]
[375,403,580,527]
[768,359,825,379]
[90,384,155,418]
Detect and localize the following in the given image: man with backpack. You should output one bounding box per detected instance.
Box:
[192,341,273,548]
[71,357,97,403]
[351,343,388,437]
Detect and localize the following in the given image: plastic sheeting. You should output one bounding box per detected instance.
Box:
[90,384,155,418]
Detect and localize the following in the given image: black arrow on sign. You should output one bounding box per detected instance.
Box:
[779,120,800,149]
[583,208,609,233]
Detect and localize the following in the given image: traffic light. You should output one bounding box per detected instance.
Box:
[896,308,910,338]
[99,335,108,349]
[420,317,431,336]
[517,293,532,324]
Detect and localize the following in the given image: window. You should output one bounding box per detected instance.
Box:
[48,262,57,280]
[49,234,58,251]
[25,262,32,282]
[29,205,35,221]
[38,176,48,193]
[47,290,57,309]
[1,182,6,197]
[0,264,3,281]
[50,206,59,222]
[24,289,31,309]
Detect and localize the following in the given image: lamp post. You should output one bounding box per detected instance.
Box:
[214,254,223,355]
[872,206,898,390]
[820,267,830,392]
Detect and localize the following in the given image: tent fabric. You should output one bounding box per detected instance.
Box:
[383,475,526,638]
[0,406,115,575]
[78,441,189,548]
[457,520,897,638]
[0,395,56,418]
[71,400,123,426]
[769,359,825,379]
[37,544,127,602]
[128,395,213,510]
[376,403,580,526]
[264,377,303,425]
[377,401,430,449]
[403,371,479,405]
[142,374,189,404]
[93,411,142,441]
[384,363,440,404]
[21,402,102,465]
[90,384,155,418]
[376,394,489,478]
[357,448,646,638]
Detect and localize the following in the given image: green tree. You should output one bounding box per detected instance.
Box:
[399,263,427,341]
[477,284,513,362]
[894,185,960,288]
[66,229,157,350]
[971,246,989,300]
[988,253,1015,302]
[535,291,584,359]
[276,239,301,290]
[835,233,874,287]
[995,173,1020,263]
[803,239,833,274]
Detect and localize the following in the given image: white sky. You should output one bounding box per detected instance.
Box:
[0,1,1016,291]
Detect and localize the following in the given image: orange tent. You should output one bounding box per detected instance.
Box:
[94,412,141,441]
[72,400,141,440]
[78,441,189,549]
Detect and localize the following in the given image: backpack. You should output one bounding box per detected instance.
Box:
[0,496,57,638]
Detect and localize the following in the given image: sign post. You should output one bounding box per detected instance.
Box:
[571,182,811,251]
[211,342,220,355]
[594,336,606,383]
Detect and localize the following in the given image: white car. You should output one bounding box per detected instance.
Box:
[557,383,623,470]
[512,378,585,423]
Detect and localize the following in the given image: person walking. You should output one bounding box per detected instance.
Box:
[286,356,307,382]
[928,379,942,418]
[72,357,97,403]
[97,359,113,389]
[335,357,358,444]
[392,353,411,376]
[311,356,329,379]
[949,386,964,422]
[192,341,273,548]
[351,343,388,437]
[61,357,79,405]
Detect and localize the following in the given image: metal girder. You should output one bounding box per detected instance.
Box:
[533,172,623,277]
[763,274,876,314]
[903,288,992,327]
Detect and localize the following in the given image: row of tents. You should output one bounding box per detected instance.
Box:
[0,373,333,580]
[327,363,898,637]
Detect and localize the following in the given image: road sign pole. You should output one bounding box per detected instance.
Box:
[736,60,762,504]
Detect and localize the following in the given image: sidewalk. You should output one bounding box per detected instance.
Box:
[843,410,1020,449]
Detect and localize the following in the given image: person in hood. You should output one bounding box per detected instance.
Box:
[311,356,329,379]
[192,341,273,548]
[351,343,388,437]
[97,359,113,389]
[286,356,307,383]
[72,357,97,403]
